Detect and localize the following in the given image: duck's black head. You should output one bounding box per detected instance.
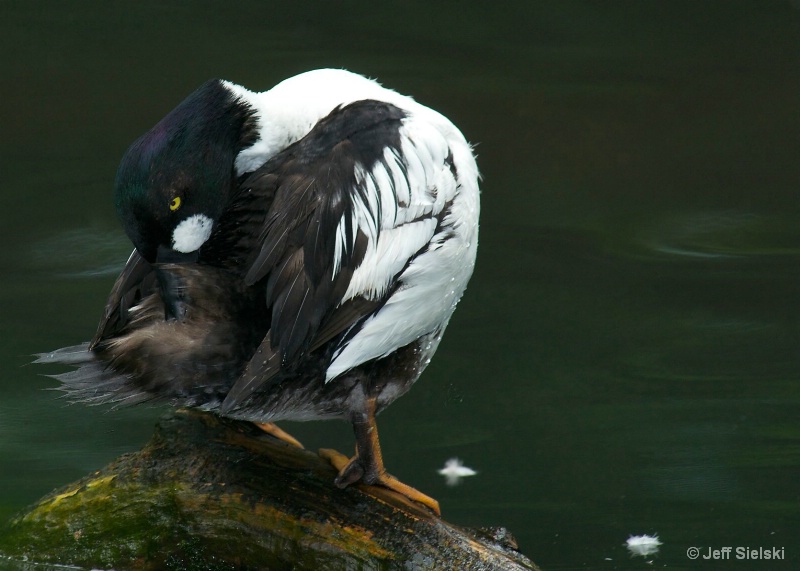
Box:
[115,79,257,263]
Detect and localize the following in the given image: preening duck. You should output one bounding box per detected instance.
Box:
[39,69,480,514]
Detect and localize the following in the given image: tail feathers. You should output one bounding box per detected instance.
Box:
[34,343,93,365]
[36,343,155,408]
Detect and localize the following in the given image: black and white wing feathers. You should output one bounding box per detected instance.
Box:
[222,98,465,411]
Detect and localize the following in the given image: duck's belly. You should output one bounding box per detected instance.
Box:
[220,329,444,423]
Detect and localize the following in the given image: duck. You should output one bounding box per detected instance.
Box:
[38,69,480,515]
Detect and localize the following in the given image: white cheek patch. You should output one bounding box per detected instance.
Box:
[172,214,214,253]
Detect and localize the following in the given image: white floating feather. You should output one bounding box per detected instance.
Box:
[625,534,662,557]
[438,458,477,486]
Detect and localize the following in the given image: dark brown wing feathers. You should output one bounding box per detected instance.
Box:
[90,250,157,349]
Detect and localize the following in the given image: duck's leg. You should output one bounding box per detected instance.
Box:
[319,397,440,516]
[254,422,304,449]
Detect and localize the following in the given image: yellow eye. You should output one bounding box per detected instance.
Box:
[169,196,182,211]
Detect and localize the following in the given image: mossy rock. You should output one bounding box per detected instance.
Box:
[0,410,538,571]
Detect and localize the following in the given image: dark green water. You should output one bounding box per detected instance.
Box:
[2,2,800,569]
